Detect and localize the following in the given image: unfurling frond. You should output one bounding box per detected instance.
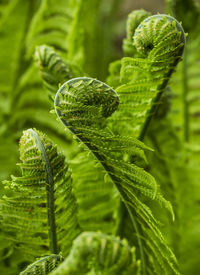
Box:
[0,129,80,260]
[54,77,178,275]
[50,232,140,275]
[35,45,84,99]
[109,14,185,140]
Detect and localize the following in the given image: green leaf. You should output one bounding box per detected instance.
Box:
[54,77,178,275]
[0,129,80,260]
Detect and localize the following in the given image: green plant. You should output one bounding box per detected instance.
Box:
[0,1,200,275]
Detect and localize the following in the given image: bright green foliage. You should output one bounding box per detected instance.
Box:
[54,77,178,275]
[109,15,185,140]
[0,129,80,259]
[20,255,64,275]
[1,1,200,275]
[50,232,140,275]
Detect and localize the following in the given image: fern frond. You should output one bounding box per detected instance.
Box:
[54,77,179,275]
[0,129,80,260]
[50,232,140,275]
[110,14,185,140]
[35,45,84,99]
[20,254,64,275]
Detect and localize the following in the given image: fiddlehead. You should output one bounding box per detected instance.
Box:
[0,129,80,260]
[114,14,186,140]
[50,232,140,275]
[55,77,119,132]
[55,77,179,274]
[20,255,64,275]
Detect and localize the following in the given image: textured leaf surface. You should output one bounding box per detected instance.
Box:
[0,129,80,260]
[54,77,179,275]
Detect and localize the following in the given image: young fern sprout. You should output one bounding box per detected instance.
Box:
[35,45,83,99]
[135,15,185,140]
[114,14,186,140]
[54,77,178,275]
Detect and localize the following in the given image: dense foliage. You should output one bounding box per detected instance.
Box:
[0,0,200,274]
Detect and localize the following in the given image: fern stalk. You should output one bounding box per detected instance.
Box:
[137,15,186,141]
[28,129,58,254]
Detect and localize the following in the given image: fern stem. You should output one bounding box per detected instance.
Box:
[182,47,189,142]
[28,129,58,254]
[139,69,180,141]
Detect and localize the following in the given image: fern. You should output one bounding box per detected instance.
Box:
[20,255,64,275]
[1,2,198,275]
[54,77,179,274]
[0,129,80,260]
[35,45,120,235]
[50,232,140,275]
[35,45,84,99]
[109,14,186,140]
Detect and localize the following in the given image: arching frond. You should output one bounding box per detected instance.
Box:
[112,15,185,140]
[0,129,80,260]
[54,77,178,275]
[35,45,84,99]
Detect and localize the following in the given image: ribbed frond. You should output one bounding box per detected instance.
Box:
[35,45,84,99]
[50,232,140,275]
[20,255,64,275]
[0,129,80,260]
[54,77,179,275]
[108,14,185,141]
[35,45,119,234]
